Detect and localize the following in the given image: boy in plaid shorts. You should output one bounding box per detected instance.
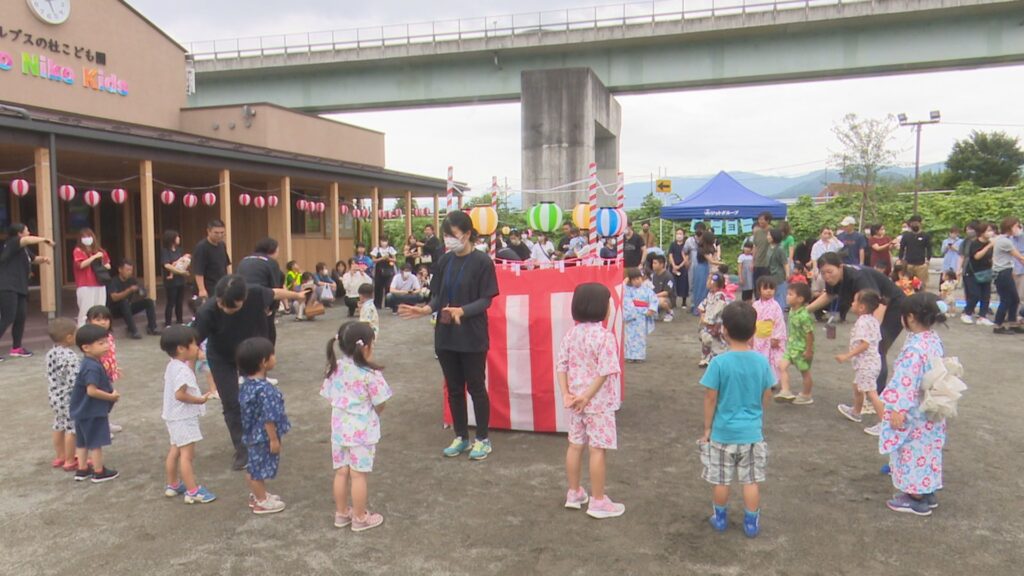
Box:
[699,301,776,537]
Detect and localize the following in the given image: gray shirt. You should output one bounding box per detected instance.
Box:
[992,235,1017,272]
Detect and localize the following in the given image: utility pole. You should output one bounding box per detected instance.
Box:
[898,111,941,214]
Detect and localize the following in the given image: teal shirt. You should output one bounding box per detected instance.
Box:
[700,351,776,444]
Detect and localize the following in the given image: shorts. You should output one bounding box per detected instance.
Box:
[166,418,203,447]
[783,347,812,372]
[700,440,768,485]
[246,442,280,481]
[51,405,74,433]
[568,411,617,450]
[854,369,880,392]
[74,417,111,450]
[332,443,376,472]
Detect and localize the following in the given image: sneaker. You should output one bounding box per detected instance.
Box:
[993,326,1013,335]
[109,422,123,433]
[334,509,352,528]
[792,394,814,406]
[880,463,891,475]
[960,314,974,325]
[164,483,187,497]
[91,467,119,483]
[837,404,862,423]
[586,495,626,519]
[773,391,797,403]
[443,437,471,458]
[74,467,94,482]
[743,510,761,538]
[469,438,492,461]
[128,332,143,340]
[663,313,674,323]
[861,403,876,415]
[8,347,33,358]
[248,492,282,508]
[267,377,279,386]
[231,451,248,471]
[697,360,709,368]
[976,317,994,327]
[922,493,939,509]
[1012,325,1024,334]
[709,505,728,532]
[252,496,286,514]
[864,422,883,436]
[351,511,384,532]
[886,493,932,516]
[184,486,217,504]
[564,488,590,510]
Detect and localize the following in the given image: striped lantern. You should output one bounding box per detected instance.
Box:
[202,192,217,207]
[595,207,627,237]
[160,189,175,205]
[470,205,498,236]
[83,189,101,207]
[238,193,252,207]
[571,202,591,230]
[182,193,198,208]
[110,188,127,204]
[316,201,326,213]
[10,179,30,197]
[527,201,563,233]
[297,199,308,212]
[58,184,76,202]
[339,204,349,215]
[253,195,266,209]
[394,208,403,218]
[267,195,279,208]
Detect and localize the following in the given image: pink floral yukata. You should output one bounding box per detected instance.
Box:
[752,297,787,379]
[850,314,881,392]
[556,322,622,450]
[100,334,120,382]
[320,356,393,473]
[879,331,946,495]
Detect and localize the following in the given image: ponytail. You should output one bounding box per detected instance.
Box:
[324,334,340,380]
[341,321,384,371]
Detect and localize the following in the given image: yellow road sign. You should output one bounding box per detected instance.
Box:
[656,179,672,193]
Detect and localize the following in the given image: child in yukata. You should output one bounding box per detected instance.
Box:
[698,273,729,368]
[751,277,786,383]
[623,268,657,363]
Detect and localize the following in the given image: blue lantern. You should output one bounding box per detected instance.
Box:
[595,207,627,237]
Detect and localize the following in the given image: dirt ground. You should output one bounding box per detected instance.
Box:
[2,302,1022,576]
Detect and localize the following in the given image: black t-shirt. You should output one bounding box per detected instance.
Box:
[826,265,905,308]
[421,236,443,271]
[668,241,686,273]
[194,285,274,362]
[509,242,531,261]
[237,254,282,290]
[899,231,932,265]
[108,274,143,303]
[966,240,993,274]
[557,236,572,255]
[0,238,32,294]
[651,270,674,295]
[192,239,231,291]
[429,250,499,353]
[161,247,185,287]
[623,234,645,268]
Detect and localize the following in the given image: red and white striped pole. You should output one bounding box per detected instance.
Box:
[446,166,454,215]
[616,171,625,263]
[587,162,598,260]
[491,176,499,259]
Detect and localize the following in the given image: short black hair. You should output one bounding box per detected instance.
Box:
[75,324,109,349]
[207,219,225,229]
[856,289,881,313]
[358,283,373,297]
[758,211,773,223]
[722,301,757,342]
[160,325,198,357]
[214,275,248,308]
[907,214,922,224]
[625,267,643,282]
[442,210,478,242]
[651,254,666,266]
[235,337,276,377]
[162,229,180,250]
[86,305,112,321]
[48,318,77,343]
[571,282,610,323]
[401,263,413,272]
[788,282,812,303]
[769,228,784,244]
[119,259,135,269]
[900,291,946,329]
[254,237,278,255]
[755,275,777,294]
[816,251,843,270]
[743,241,753,249]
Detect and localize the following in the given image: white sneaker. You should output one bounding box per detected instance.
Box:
[267,377,279,386]
[109,422,123,433]
[861,403,876,415]
[960,315,974,325]
[663,314,674,323]
[864,423,883,436]
[976,317,994,326]
[252,496,286,514]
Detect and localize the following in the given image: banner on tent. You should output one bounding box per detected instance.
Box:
[443,263,625,433]
[690,218,759,236]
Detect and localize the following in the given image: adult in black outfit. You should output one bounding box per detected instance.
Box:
[160,230,189,327]
[416,224,443,274]
[807,252,906,393]
[193,275,307,470]
[191,219,231,300]
[236,237,284,344]
[0,224,53,359]
[399,211,499,461]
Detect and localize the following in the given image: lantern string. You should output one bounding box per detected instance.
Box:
[56,173,139,185]
[0,164,36,176]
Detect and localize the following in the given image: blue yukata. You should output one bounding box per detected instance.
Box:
[240,377,291,481]
[878,331,946,495]
[623,283,658,361]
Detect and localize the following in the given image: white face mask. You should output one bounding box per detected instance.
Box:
[81,237,94,247]
[402,271,410,279]
[444,235,465,252]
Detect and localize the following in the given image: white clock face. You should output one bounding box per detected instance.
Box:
[27,0,71,25]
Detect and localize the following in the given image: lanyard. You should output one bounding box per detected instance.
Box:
[445,257,468,306]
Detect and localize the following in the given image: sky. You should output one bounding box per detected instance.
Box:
[128,0,1024,195]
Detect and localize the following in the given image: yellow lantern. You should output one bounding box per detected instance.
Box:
[501,225,511,236]
[470,205,498,236]
[571,202,591,230]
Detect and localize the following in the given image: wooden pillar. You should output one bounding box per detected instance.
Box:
[371,186,380,248]
[404,190,413,239]
[268,177,292,260]
[433,194,440,231]
[34,148,56,314]
[330,182,340,265]
[122,189,136,263]
[219,169,232,264]
[139,160,157,300]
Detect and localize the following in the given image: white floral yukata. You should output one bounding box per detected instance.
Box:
[623,283,657,361]
[320,356,393,472]
[850,314,882,392]
[46,346,80,432]
[556,322,622,449]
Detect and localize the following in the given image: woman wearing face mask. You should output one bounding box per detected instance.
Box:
[990,217,1024,334]
[399,211,499,461]
[371,236,398,310]
[72,228,111,327]
[160,229,190,327]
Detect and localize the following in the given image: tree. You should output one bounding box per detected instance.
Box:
[945,130,1024,188]
[393,196,419,212]
[627,192,663,224]
[829,113,900,226]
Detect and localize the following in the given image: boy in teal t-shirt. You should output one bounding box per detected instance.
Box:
[699,301,776,538]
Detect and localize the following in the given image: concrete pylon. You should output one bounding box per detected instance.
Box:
[521,68,621,211]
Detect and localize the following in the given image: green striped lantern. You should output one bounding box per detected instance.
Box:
[527,201,564,233]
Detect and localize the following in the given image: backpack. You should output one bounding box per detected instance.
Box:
[920,356,967,421]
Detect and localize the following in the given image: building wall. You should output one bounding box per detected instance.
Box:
[0,0,187,130]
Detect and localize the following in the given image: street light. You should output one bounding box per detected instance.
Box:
[898,110,941,213]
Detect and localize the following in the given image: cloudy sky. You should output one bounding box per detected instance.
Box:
[129,0,1024,194]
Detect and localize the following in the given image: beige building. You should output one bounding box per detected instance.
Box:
[0,0,454,318]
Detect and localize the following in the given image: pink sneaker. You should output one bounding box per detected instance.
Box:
[586,495,626,519]
[351,511,384,532]
[334,508,352,528]
[564,488,590,510]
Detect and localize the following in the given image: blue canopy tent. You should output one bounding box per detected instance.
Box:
[659,171,788,220]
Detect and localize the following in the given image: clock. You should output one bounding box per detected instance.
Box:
[27,0,71,25]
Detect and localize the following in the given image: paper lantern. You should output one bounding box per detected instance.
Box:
[238,193,252,207]
[183,193,198,208]
[595,207,627,237]
[267,195,279,208]
[202,192,217,207]
[111,188,127,204]
[10,179,30,197]
[526,202,563,233]
[470,205,498,236]
[571,202,591,230]
[83,189,101,207]
[253,195,266,209]
[160,189,175,205]
[296,199,308,212]
[501,225,511,236]
[316,201,326,213]
[340,204,349,215]
[58,184,76,202]
[395,208,403,218]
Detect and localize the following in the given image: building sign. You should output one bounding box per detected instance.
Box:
[0,22,128,96]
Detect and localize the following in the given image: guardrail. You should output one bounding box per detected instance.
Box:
[186,0,872,61]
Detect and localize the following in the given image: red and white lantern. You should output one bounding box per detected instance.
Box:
[111,188,127,205]
[160,189,175,205]
[238,193,251,207]
[58,184,76,202]
[340,204,349,215]
[83,189,101,207]
[297,199,308,212]
[316,201,326,214]
[267,195,279,208]
[10,179,30,197]
[183,193,198,208]
[253,195,266,209]
[202,192,217,207]
[395,208,403,218]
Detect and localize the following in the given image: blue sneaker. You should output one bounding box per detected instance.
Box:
[886,493,931,516]
[164,483,187,497]
[469,438,492,461]
[184,486,217,504]
[709,506,728,532]
[922,493,939,509]
[443,437,471,458]
[743,510,761,538]
[880,464,891,475]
